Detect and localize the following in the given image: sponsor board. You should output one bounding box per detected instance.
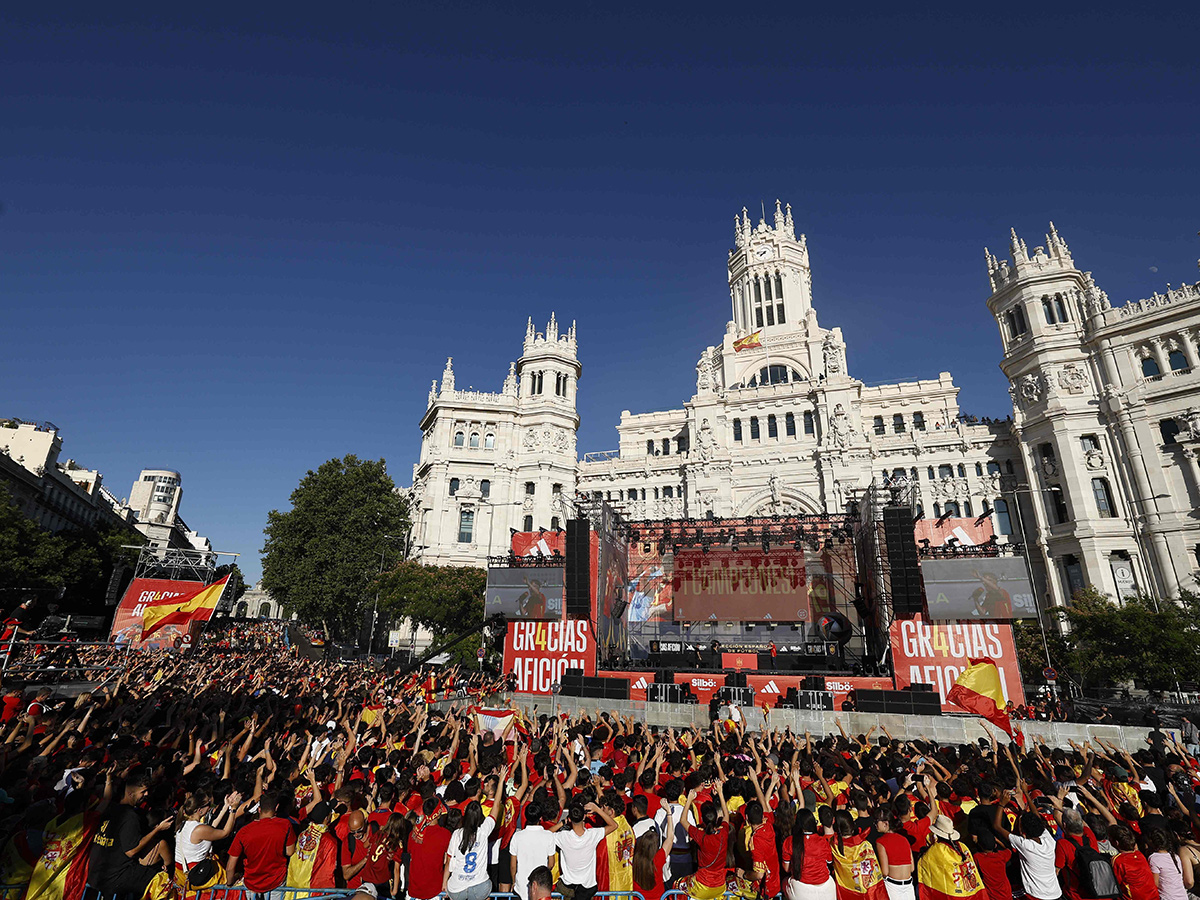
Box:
[889,618,1025,707]
[503,619,595,694]
[110,577,212,650]
[673,672,727,705]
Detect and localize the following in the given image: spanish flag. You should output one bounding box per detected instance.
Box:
[140,575,229,639]
[946,657,1016,740]
[733,330,763,352]
[831,834,886,900]
[916,839,986,900]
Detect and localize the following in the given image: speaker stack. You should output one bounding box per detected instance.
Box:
[883,507,923,618]
[565,519,591,618]
[855,688,942,716]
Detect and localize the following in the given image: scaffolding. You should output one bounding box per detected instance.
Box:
[854,478,918,679]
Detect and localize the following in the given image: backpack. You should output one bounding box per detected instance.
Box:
[1066,835,1121,899]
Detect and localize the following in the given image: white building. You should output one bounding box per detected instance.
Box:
[408,204,1200,612]
[124,468,212,556]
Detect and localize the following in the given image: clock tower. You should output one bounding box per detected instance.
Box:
[728,199,813,336]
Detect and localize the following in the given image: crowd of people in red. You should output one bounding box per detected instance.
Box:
[0,643,1198,900]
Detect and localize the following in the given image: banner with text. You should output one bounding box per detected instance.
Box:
[889,619,1025,707]
[674,672,727,705]
[485,566,565,620]
[673,549,809,623]
[503,619,595,694]
[110,578,213,650]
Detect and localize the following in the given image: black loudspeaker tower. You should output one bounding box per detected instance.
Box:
[565,519,592,618]
[883,507,923,618]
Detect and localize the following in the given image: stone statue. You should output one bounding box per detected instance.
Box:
[769,473,782,508]
[696,352,710,392]
[1185,407,1200,439]
[830,404,851,448]
[697,418,715,461]
[823,336,843,375]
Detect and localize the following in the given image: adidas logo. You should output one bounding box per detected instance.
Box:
[761,680,781,694]
[633,677,649,690]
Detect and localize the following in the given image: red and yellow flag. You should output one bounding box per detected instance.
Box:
[916,840,986,900]
[733,331,763,352]
[831,834,886,900]
[946,657,1015,740]
[140,575,229,639]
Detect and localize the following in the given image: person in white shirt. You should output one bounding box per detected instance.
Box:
[553,800,617,900]
[509,803,559,900]
[444,775,506,900]
[991,807,1062,900]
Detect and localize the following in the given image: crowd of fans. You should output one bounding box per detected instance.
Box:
[196,621,292,653]
[0,640,1198,900]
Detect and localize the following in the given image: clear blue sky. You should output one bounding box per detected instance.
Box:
[3,5,1197,583]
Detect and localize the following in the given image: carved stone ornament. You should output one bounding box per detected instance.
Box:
[1185,407,1200,440]
[1057,364,1087,396]
[1085,449,1105,470]
[1018,372,1046,405]
[697,418,716,461]
[823,336,843,376]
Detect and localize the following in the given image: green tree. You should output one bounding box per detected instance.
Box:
[1049,586,1200,691]
[261,455,408,639]
[376,560,487,664]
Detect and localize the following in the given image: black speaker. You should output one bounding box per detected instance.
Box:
[883,507,923,618]
[604,679,629,700]
[581,681,604,699]
[565,519,592,617]
[802,675,825,692]
[562,668,584,685]
[883,695,913,715]
[856,689,888,713]
[911,693,943,716]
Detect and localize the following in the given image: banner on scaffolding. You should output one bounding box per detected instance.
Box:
[110,577,222,650]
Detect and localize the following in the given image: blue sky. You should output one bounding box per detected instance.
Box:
[3,4,1197,582]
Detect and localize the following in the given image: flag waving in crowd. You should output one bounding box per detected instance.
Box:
[946,657,1019,742]
[140,575,229,639]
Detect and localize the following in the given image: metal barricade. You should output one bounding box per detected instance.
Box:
[198,888,359,900]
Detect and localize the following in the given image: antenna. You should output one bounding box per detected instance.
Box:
[761,201,766,224]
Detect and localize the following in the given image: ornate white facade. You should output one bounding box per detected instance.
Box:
[409,203,1200,610]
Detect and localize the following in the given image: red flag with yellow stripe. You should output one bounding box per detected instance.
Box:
[831,834,886,900]
[946,657,1016,740]
[140,575,228,639]
[733,331,763,352]
[916,840,986,900]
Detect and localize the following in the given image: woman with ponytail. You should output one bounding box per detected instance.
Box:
[786,809,834,900]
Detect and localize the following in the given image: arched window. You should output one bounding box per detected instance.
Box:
[775,273,785,323]
[963,500,973,517]
[525,481,536,495]
[957,464,966,478]
[522,515,533,532]
[663,486,673,498]
[1054,293,1069,323]
[1048,485,1070,524]
[1005,459,1014,474]
[763,277,775,325]
[1141,356,1161,377]
[981,498,991,514]
[1170,349,1189,372]
[803,411,814,435]
[893,414,905,434]
[484,433,495,449]
[259,602,272,618]
[927,466,935,479]
[453,431,465,447]
[457,509,474,543]
[938,464,954,479]
[759,365,789,385]
[993,499,1012,535]
[480,479,490,498]
[913,412,925,431]
[647,439,655,455]
[662,438,671,456]
[733,419,743,442]
[1092,478,1117,517]
[236,602,247,617]
[469,432,480,448]
[944,501,960,517]
[785,412,796,436]
[975,462,984,476]
[873,416,885,435]
[551,517,560,530]
[933,503,941,518]
[750,417,760,440]
[1014,305,1028,333]
[449,478,460,496]
[754,278,764,328]
[1005,310,1017,339]
[915,503,924,517]
[767,414,778,438]
[986,461,1001,475]
[653,487,659,499]
[910,467,918,481]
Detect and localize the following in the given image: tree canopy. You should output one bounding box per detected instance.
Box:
[1015,586,1200,691]
[213,562,249,610]
[261,455,408,639]
[375,559,487,664]
[0,483,144,618]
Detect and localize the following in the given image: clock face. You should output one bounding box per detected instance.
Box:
[754,246,772,260]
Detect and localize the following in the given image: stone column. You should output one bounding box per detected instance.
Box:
[1149,337,1170,375]
[1179,331,1200,370]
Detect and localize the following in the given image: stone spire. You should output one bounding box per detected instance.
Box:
[784,203,794,236]
[440,357,455,392]
[547,311,558,341]
[1009,227,1029,264]
[526,317,535,341]
[735,214,744,248]
[502,361,518,396]
[774,198,785,231]
[428,379,438,406]
[1045,222,1072,264]
[568,319,577,341]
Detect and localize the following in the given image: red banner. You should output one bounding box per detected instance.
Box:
[914,517,995,548]
[503,619,595,694]
[721,651,759,670]
[110,578,213,650]
[674,672,726,705]
[889,619,1025,707]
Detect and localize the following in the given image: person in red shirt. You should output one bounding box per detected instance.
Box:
[0,689,22,724]
[1055,809,1099,900]
[360,813,406,897]
[1110,825,1157,900]
[335,810,370,889]
[875,814,915,900]
[407,798,453,900]
[631,819,672,900]
[675,785,731,900]
[785,809,835,900]
[227,792,297,898]
[963,809,1012,900]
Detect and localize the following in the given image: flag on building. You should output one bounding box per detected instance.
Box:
[733,331,763,352]
[471,706,517,740]
[946,657,1016,740]
[140,575,229,639]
